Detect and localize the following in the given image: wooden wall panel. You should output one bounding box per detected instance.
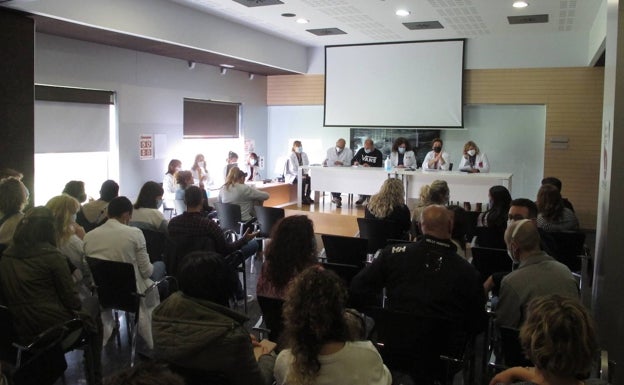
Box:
[267,67,604,229]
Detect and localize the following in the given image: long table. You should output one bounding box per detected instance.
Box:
[300,166,512,207]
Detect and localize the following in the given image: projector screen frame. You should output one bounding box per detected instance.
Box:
[324,38,465,129]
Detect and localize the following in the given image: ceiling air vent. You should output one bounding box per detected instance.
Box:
[507,14,549,24]
[231,0,284,7]
[306,28,347,36]
[403,21,444,30]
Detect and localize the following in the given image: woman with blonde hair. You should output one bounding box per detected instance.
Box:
[219,166,269,222]
[489,295,600,385]
[46,194,93,299]
[365,178,411,236]
[274,266,391,385]
[459,140,489,173]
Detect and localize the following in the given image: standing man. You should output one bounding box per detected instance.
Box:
[422,138,450,171]
[351,138,383,205]
[323,138,353,208]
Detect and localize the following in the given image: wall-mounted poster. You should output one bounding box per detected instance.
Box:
[139,134,154,160]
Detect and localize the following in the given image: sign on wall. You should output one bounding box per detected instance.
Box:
[140,134,154,160]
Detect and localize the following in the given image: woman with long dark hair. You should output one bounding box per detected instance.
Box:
[130,181,168,233]
[256,215,318,300]
[536,184,579,232]
[274,267,391,385]
[478,185,512,230]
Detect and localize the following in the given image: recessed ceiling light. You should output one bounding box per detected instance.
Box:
[296,18,309,24]
[281,13,296,17]
[513,1,528,8]
[396,9,411,17]
[220,64,235,68]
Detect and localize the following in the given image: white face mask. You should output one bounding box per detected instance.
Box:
[250,159,257,166]
[364,148,372,154]
[198,161,205,168]
[398,147,406,154]
[467,149,476,156]
[295,147,303,153]
[336,147,342,153]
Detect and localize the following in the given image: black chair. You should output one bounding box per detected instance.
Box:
[0,305,17,368]
[464,211,481,242]
[215,202,247,237]
[321,262,362,287]
[473,226,506,249]
[86,256,173,366]
[357,217,406,253]
[254,296,285,345]
[253,206,285,238]
[499,326,531,368]
[141,228,167,263]
[169,364,231,385]
[365,307,470,385]
[471,247,512,283]
[165,235,215,277]
[321,234,368,267]
[12,322,68,385]
[547,231,587,273]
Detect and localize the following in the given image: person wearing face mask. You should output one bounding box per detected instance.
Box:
[192,153,212,190]
[422,138,450,171]
[323,138,353,208]
[246,152,262,182]
[286,140,313,205]
[351,138,383,205]
[390,137,417,169]
[129,181,169,234]
[458,141,489,173]
[494,219,578,329]
[163,159,182,211]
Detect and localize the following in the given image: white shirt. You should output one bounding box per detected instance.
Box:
[390,150,417,168]
[325,146,353,167]
[275,341,392,385]
[458,152,490,173]
[219,183,270,221]
[162,173,178,201]
[422,150,451,171]
[286,152,310,176]
[129,207,168,233]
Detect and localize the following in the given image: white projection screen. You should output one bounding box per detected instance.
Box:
[324,39,465,128]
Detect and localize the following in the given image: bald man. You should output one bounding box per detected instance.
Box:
[324,138,353,208]
[350,205,487,335]
[495,219,579,329]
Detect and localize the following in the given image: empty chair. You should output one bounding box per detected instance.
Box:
[321,234,368,267]
[473,226,506,249]
[365,307,470,385]
[357,217,406,253]
[253,206,285,238]
[471,247,512,283]
[256,295,285,345]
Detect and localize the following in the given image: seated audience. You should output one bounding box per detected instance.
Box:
[0,177,29,247]
[129,181,168,233]
[495,219,578,329]
[365,178,411,238]
[256,215,318,300]
[104,361,184,385]
[490,295,600,385]
[448,205,469,259]
[80,179,119,231]
[63,180,88,203]
[46,194,93,299]
[541,176,574,212]
[219,166,269,222]
[536,184,580,232]
[153,251,275,385]
[84,196,166,348]
[390,137,417,169]
[163,159,182,209]
[411,180,449,238]
[459,140,490,173]
[352,205,487,335]
[274,266,392,385]
[168,186,257,300]
[478,185,512,230]
[0,207,102,384]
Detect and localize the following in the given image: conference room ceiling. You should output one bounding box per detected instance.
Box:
[170,0,603,47]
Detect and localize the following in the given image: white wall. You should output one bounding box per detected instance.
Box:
[35,33,269,199]
[267,104,546,201]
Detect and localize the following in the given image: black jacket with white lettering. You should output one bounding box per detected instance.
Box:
[350,235,487,334]
[351,148,383,167]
